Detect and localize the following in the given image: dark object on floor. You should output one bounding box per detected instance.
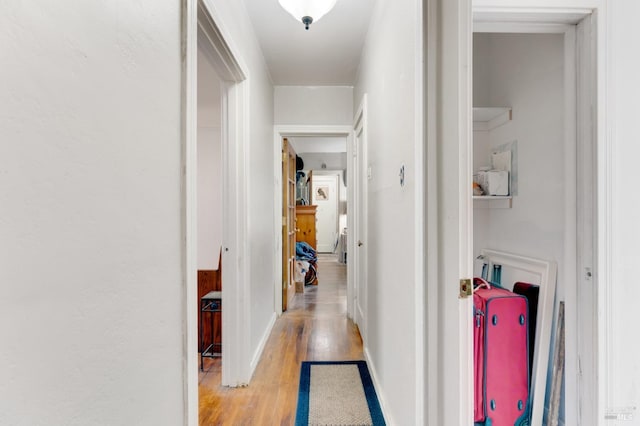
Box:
[513,281,540,383]
[304,262,317,286]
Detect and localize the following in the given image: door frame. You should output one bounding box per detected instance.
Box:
[473,16,581,426]
[183,0,251,423]
[429,1,606,425]
[352,97,368,337]
[272,125,353,317]
[472,8,602,425]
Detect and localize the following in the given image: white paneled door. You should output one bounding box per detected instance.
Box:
[312,174,339,253]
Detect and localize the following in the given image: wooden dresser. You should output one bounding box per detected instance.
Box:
[295,205,317,250]
[295,205,318,285]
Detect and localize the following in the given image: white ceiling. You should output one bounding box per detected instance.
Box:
[242,0,376,85]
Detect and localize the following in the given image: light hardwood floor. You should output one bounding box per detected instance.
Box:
[199,254,363,425]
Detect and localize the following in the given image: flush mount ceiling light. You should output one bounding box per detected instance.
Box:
[278,0,337,30]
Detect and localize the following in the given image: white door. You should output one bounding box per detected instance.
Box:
[424,1,473,424]
[312,174,339,253]
[353,98,367,338]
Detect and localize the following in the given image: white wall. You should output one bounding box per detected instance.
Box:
[204,0,276,366]
[606,0,640,421]
[289,136,347,153]
[473,33,566,422]
[197,47,222,270]
[197,127,222,269]
[274,86,353,125]
[473,33,565,283]
[353,0,420,423]
[299,152,347,171]
[0,2,184,425]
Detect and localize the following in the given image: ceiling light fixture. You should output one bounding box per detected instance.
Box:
[278,0,337,30]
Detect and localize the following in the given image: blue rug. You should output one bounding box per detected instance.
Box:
[295,360,386,426]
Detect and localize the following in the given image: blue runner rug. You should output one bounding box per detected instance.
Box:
[295,360,386,426]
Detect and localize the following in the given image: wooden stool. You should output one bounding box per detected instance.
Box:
[200,291,222,371]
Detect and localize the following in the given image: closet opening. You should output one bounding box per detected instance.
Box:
[470,17,596,425]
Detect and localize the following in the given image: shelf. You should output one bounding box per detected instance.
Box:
[473,107,512,131]
[473,195,512,209]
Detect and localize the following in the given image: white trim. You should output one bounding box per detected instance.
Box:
[474,21,574,33]
[460,0,475,424]
[562,25,579,426]
[413,0,425,422]
[596,3,611,424]
[196,3,246,81]
[222,78,253,386]
[575,13,598,426]
[473,7,592,24]
[249,312,277,373]
[363,347,392,426]
[346,132,355,320]
[182,1,198,424]
[424,0,440,424]
[273,125,353,317]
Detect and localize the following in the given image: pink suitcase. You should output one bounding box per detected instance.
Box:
[474,278,530,426]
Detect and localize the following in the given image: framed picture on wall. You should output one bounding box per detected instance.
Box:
[316,186,329,200]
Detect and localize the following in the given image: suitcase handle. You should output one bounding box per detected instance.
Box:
[474,277,491,290]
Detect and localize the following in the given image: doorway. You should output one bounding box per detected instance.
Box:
[472,30,569,425]
[273,126,354,317]
[470,16,597,424]
[426,5,599,425]
[185,1,251,421]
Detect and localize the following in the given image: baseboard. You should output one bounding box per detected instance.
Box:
[363,347,395,426]
[249,312,277,376]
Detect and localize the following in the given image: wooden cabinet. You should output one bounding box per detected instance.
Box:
[295,205,317,250]
[296,205,318,285]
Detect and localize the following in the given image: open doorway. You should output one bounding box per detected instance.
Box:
[273,126,354,317]
[425,5,599,425]
[279,135,349,313]
[290,136,348,256]
[185,1,251,420]
[468,12,597,426]
[196,32,223,372]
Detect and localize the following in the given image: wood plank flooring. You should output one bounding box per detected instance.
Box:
[198,254,363,425]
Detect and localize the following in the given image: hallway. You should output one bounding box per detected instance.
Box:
[198,255,363,425]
